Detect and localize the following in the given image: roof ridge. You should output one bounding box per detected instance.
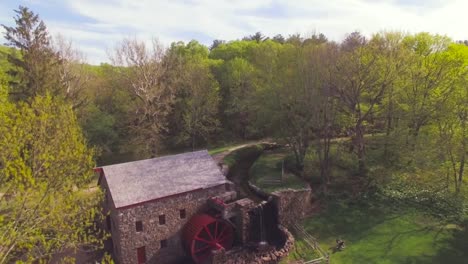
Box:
[98,149,209,169]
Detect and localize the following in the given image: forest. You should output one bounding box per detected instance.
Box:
[0,5,467,264]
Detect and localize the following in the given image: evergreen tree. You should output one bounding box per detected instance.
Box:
[1,6,60,102]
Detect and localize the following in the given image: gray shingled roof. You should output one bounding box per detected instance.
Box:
[100,150,228,208]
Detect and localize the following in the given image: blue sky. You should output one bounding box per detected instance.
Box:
[1,0,466,64]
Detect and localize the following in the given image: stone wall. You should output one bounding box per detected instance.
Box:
[271,188,315,226]
[111,184,229,264]
[99,174,124,262]
[233,198,256,244]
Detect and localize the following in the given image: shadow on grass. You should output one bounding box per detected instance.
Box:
[428,219,468,264]
[300,199,468,264]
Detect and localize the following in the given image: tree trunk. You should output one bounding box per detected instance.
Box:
[457,115,467,193]
[457,154,465,193]
[384,87,394,157]
[457,136,466,193]
[355,122,366,175]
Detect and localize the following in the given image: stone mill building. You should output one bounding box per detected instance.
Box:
[96,149,300,264]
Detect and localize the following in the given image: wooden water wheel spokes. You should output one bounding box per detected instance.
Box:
[184,214,235,263]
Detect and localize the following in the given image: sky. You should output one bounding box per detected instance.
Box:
[0,0,467,64]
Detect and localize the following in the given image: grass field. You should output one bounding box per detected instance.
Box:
[249,148,308,193]
[291,200,468,264]
[211,140,468,264]
[281,239,322,263]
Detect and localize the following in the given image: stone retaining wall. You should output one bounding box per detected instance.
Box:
[271,188,315,226]
[211,225,294,264]
[247,181,271,200]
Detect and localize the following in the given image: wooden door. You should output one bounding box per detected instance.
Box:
[137,246,146,264]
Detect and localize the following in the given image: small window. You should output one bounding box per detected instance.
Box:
[137,246,146,264]
[159,214,166,225]
[136,221,143,232]
[180,209,186,219]
[160,239,168,248]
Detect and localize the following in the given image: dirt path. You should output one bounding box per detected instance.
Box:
[211,141,265,164]
[227,150,264,202]
[211,141,273,202]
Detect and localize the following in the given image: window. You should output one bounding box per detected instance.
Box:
[136,221,143,232]
[160,239,168,248]
[179,209,186,219]
[159,214,166,225]
[137,246,146,264]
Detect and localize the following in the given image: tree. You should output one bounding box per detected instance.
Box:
[286,34,302,46]
[435,43,468,193]
[269,44,326,173]
[180,61,220,150]
[243,32,267,42]
[311,43,340,187]
[332,32,403,174]
[399,33,458,149]
[53,35,90,109]
[222,57,256,139]
[111,38,180,157]
[1,6,60,102]
[210,39,225,51]
[0,93,103,263]
[166,41,220,150]
[303,33,328,46]
[272,34,285,44]
[77,63,135,164]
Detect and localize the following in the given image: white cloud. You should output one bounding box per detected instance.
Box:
[2,0,468,64]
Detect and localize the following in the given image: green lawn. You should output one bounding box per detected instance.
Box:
[249,148,308,193]
[292,200,468,264]
[281,239,322,263]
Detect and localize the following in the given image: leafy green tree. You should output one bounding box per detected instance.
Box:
[210,41,261,139]
[435,43,468,193]
[78,63,138,164]
[222,57,256,139]
[262,42,332,176]
[166,41,220,150]
[0,93,103,263]
[180,61,220,150]
[399,33,458,148]
[210,40,256,61]
[0,45,17,80]
[332,32,403,175]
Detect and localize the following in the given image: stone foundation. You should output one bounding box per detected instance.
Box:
[234,198,257,244]
[271,188,315,226]
[212,225,294,264]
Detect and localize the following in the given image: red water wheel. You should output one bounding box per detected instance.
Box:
[183,214,234,263]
